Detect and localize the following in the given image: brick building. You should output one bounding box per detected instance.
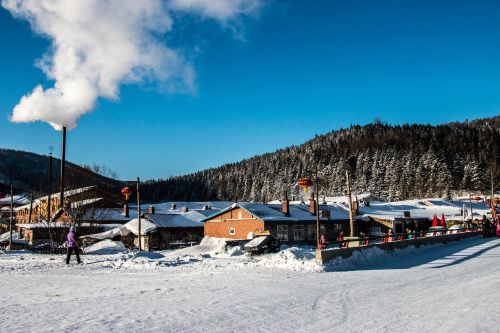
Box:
[202,195,352,244]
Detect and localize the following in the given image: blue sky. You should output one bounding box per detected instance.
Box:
[1,0,500,180]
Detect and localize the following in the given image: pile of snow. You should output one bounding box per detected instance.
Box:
[323,245,433,271]
[161,236,227,261]
[0,231,27,244]
[249,246,322,272]
[84,240,127,255]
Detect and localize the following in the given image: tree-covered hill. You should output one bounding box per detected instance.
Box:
[0,149,122,196]
[141,116,500,202]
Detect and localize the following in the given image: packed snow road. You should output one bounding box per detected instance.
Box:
[1,236,499,333]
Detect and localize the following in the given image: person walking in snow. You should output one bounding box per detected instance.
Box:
[66,226,82,265]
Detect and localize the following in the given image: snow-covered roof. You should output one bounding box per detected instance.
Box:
[144,213,204,228]
[81,207,140,222]
[14,186,97,211]
[123,218,157,235]
[85,217,157,239]
[202,202,350,223]
[16,222,96,229]
[0,195,30,206]
[140,201,231,215]
[358,198,496,221]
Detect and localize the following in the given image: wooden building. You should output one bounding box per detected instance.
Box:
[16,222,103,246]
[14,186,122,224]
[86,207,205,251]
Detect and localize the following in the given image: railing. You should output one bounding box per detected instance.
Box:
[322,229,480,250]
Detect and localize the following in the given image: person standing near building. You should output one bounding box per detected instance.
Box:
[319,233,328,250]
[337,230,345,248]
[66,226,81,264]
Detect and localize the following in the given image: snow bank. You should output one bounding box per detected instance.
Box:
[323,245,430,271]
[161,236,227,261]
[249,246,323,272]
[0,231,27,244]
[84,240,127,255]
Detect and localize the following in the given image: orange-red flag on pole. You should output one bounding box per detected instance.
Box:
[432,213,439,227]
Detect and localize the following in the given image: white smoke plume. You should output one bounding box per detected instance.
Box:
[1,0,263,130]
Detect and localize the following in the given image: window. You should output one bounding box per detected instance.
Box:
[320,224,327,236]
[277,225,288,241]
[229,227,235,236]
[293,225,305,241]
[307,224,316,241]
[237,211,243,219]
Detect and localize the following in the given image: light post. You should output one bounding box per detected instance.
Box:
[9,184,13,251]
[298,164,320,252]
[47,147,53,222]
[136,177,141,250]
[121,178,141,250]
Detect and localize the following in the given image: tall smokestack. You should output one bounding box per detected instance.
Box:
[59,126,66,210]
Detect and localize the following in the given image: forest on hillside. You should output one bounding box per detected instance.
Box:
[141,116,500,203]
[0,149,121,196]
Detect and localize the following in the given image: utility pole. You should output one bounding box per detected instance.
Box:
[315,164,320,251]
[491,165,496,211]
[9,185,13,251]
[48,150,53,222]
[59,127,67,210]
[28,193,33,224]
[346,170,354,237]
[137,177,141,251]
[469,192,473,225]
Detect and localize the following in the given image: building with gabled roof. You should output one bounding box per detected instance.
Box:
[202,194,352,244]
[85,208,206,251]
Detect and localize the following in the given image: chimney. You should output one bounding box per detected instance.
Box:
[234,195,238,203]
[203,205,210,210]
[352,200,359,215]
[282,191,290,216]
[148,205,155,214]
[183,207,189,213]
[123,204,129,218]
[171,203,176,210]
[309,193,316,215]
[59,126,66,210]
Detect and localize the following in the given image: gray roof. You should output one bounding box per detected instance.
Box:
[202,202,351,223]
[144,213,204,228]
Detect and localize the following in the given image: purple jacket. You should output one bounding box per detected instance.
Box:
[67,231,77,248]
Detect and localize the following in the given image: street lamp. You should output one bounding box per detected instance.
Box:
[298,163,321,252]
[47,146,53,222]
[121,178,141,250]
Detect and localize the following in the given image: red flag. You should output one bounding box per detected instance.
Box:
[441,213,446,228]
[432,214,439,227]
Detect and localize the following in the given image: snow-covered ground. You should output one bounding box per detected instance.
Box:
[1,236,499,332]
